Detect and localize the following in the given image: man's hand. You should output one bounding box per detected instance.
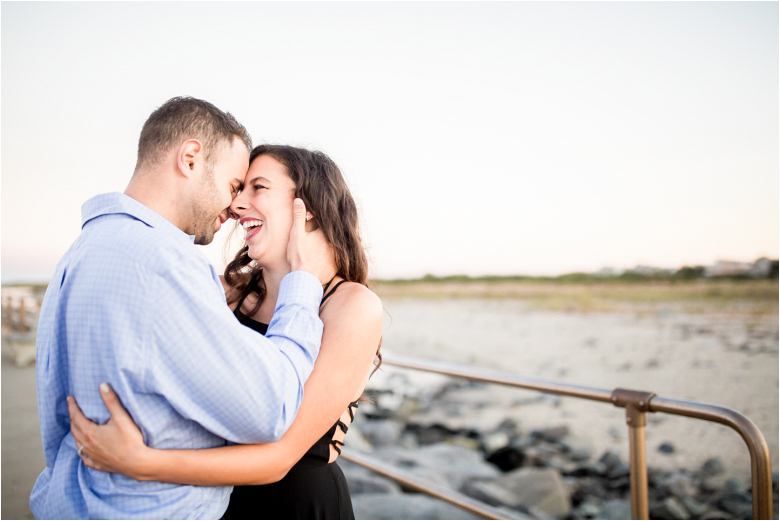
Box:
[288,199,336,284]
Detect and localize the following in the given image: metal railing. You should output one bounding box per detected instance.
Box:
[343,353,773,520]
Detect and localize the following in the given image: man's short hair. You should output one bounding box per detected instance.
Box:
[135,97,252,172]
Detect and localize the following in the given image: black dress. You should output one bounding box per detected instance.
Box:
[222,280,356,520]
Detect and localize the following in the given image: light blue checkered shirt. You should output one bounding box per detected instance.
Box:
[30,193,324,519]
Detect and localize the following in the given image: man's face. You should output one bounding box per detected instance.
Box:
[191,137,249,245]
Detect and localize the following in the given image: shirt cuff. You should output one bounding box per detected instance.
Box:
[276,271,324,312]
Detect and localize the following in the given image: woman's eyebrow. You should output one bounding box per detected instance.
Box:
[247,176,272,185]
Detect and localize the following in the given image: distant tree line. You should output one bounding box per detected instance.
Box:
[380,259,778,284]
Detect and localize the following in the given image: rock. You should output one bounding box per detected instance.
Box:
[447,436,481,451]
[481,431,511,454]
[531,425,569,444]
[597,451,622,473]
[599,498,631,520]
[544,453,579,475]
[568,476,607,504]
[493,418,522,440]
[658,442,676,454]
[486,446,525,472]
[568,446,593,463]
[524,441,565,468]
[604,474,630,493]
[569,460,608,478]
[459,480,519,509]
[717,492,752,518]
[372,443,501,489]
[405,423,459,445]
[493,467,572,519]
[604,462,630,480]
[346,472,403,495]
[657,497,691,520]
[680,497,709,518]
[698,508,734,520]
[574,499,601,519]
[358,419,403,447]
[700,473,730,493]
[351,492,482,519]
[398,431,419,450]
[723,477,748,494]
[701,457,725,477]
[662,472,698,499]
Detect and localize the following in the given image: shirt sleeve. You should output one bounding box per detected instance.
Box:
[145,265,323,444]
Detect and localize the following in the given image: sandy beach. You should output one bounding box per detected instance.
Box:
[2,279,777,519]
[372,281,778,485]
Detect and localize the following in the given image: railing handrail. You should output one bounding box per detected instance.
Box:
[340,450,514,520]
[354,353,773,520]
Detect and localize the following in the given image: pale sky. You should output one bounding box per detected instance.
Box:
[2,1,778,283]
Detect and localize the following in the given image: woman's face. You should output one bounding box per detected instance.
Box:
[230,154,296,268]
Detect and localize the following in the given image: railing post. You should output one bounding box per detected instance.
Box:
[19,298,27,332]
[2,296,10,329]
[612,389,656,520]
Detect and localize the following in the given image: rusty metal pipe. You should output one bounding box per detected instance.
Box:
[649,396,773,520]
[382,353,615,403]
[627,416,649,519]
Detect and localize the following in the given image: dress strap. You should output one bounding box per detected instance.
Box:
[321,275,337,295]
[320,279,347,307]
[335,420,349,434]
[330,400,360,456]
[346,400,359,422]
[330,439,344,455]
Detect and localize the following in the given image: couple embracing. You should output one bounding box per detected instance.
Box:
[31,97,383,519]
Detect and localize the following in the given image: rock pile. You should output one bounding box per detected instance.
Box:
[341,371,778,520]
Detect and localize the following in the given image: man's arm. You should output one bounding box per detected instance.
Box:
[144,264,323,445]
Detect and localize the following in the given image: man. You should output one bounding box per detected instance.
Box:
[30,97,333,518]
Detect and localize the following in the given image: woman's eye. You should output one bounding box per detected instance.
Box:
[253,184,266,191]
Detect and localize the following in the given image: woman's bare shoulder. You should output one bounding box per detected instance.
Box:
[321,282,382,321]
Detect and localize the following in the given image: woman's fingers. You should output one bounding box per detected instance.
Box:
[98,383,129,423]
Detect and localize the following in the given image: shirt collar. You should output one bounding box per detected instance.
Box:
[81,192,196,243]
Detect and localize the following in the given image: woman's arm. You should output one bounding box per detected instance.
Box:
[69,284,382,486]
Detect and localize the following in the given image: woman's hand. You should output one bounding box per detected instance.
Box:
[68,383,151,480]
[287,198,336,284]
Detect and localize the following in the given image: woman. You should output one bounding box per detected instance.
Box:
[67,145,383,519]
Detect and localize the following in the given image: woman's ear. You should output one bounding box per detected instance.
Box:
[304,211,317,232]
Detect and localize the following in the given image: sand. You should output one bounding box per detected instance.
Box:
[2,357,43,519]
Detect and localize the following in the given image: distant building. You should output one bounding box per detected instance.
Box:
[705,260,758,277]
[748,257,779,278]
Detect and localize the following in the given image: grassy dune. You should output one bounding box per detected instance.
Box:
[371,278,779,315]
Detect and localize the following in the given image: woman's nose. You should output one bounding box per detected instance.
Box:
[229,192,248,219]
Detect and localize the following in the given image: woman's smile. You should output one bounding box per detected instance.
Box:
[240,217,264,241]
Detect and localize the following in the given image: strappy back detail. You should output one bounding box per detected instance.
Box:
[320,279,347,307]
[232,277,359,463]
[330,400,359,455]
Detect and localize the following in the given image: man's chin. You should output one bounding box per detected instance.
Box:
[194,231,215,246]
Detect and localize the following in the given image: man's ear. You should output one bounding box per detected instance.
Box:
[175,139,204,179]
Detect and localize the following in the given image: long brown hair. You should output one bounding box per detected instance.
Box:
[224,144,381,371]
